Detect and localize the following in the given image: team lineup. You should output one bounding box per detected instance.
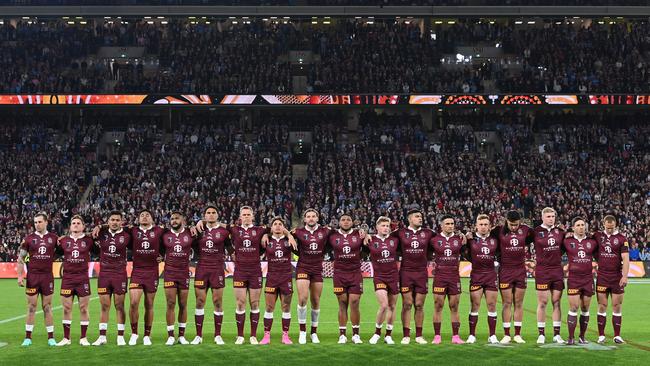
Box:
[16,206,630,348]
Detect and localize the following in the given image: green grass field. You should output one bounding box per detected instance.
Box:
[0,278,648,366]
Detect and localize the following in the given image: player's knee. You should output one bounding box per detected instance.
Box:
[166,299,176,309]
[101,303,111,312]
[115,303,125,313]
[414,303,424,312]
[402,302,412,311]
[41,303,51,313]
[28,303,37,314]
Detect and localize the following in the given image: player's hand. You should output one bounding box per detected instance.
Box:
[195,220,205,233]
[557,223,566,231]
[465,232,473,240]
[17,276,24,287]
[460,233,467,245]
[358,228,367,238]
[619,276,628,288]
[565,232,574,239]
[261,234,269,247]
[288,237,297,251]
[363,234,371,245]
[91,225,101,239]
[189,226,198,237]
[157,255,163,263]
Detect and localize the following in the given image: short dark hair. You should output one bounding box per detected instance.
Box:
[108,210,123,219]
[170,211,184,217]
[33,212,48,221]
[339,213,353,220]
[204,205,218,215]
[506,210,521,222]
[603,215,617,224]
[407,209,422,217]
[439,214,454,224]
[303,208,320,218]
[139,209,153,217]
[270,216,285,226]
[572,216,586,227]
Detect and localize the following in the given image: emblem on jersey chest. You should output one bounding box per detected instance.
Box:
[252,230,257,236]
[420,233,426,238]
[47,238,53,244]
[149,232,154,238]
[119,236,125,244]
[389,240,395,247]
[317,233,324,239]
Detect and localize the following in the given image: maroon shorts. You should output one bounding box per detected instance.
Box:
[333,271,363,295]
[499,266,528,290]
[164,270,190,290]
[399,269,428,294]
[470,271,498,292]
[374,274,399,295]
[567,276,594,297]
[265,273,293,296]
[233,269,263,290]
[194,266,225,290]
[61,275,91,298]
[98,273,128,295]
[596,273,625,295]
[433,275,461,296]
[535,267,565,291]
[296,264,323,283]
[129,268,159,293]
[26,272,54,296]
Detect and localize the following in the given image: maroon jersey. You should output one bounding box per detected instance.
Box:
[467,233,499,273]
[97,228,131,275]
[195,225,230,268]
[431,233,464,275]
[293,226,331,271]
[493,224,533,269]
[265,236,293,274]
[563,236,598,277]
[21,232,59,274]
[162,228,193,272]
[367,235,400,276]
[532,225,565,270]
[594,231,629,276]
[395,227,435,271]
[130,225,165,270]
[229,225,267,269]
[59,235,94,276]
[329,229,364,272]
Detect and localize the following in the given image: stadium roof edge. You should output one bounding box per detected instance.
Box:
[2,6,650,17]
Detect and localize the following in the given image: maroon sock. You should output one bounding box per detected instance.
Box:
[117,326,124,337]
[538,325,545,336]
[25,329,32,339]
[264,317,273,332]
[579,315,589,338]
[468,314,479,336]
[167,327,174,337]
[339,327,346,336]
[299,323,306,332]
[63,322,71,339]
[403,327,410,338]
[352,326,360,336]
[386,327,392,337]
[250,311,260,337]
[375,327,382,336]
[515,324,522,336]
[311,326,317,334]
[179,325,185,337]
[553,324,561,336]
[144,325,152,337]
[100,328,107,336]
[488,315,497,337]
[452,322,460,336]
[195,314,204,337]
[214,313,223,336]
[131,322,138,335]
[47,329,54,339]
[613,314,622,337]
[434,322,441,336]
[567,314,578,340]
[283,317,291,332]
[503,325,511,336]
[235,312,245,337]
[416,326,423,338]
[81,323,88,338]
[597,314,606,336]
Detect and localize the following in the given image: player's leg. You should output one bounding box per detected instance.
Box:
[400,291,414,342]
[176,288,189,344]
[535,289,549,343]
[551,288,563,342]
[128,288,143,344]
[370,289,389,344]
[566,294,580,344]
[280,292,293,344]
[78,295,91,345]
[192,287,207,343]
[22,294,38,346]
[349,293,362,343]
[336,293,349,343]
[512,287,526,342]
[611,292,624,343]
[248,287,262,343]
[432,293,446,344]
[414,293,427,342]
[500,287,513,342]
[578,294,592,343]
[261,291,278,344]
[596,291,609,342]
[467,289,482,342]
[385,292,398,344]
[212,287,225,343]
[93,293,111,345]
[164,286,178,345]
[309,280,323,340]
[296,279,310,341]
[234,286,247,342]
[113,293,126,345]
[41,294,55,344]
[58,294,73,345]
[448,294,462,343]
[485,290,499,343]
[143,290,156,343]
